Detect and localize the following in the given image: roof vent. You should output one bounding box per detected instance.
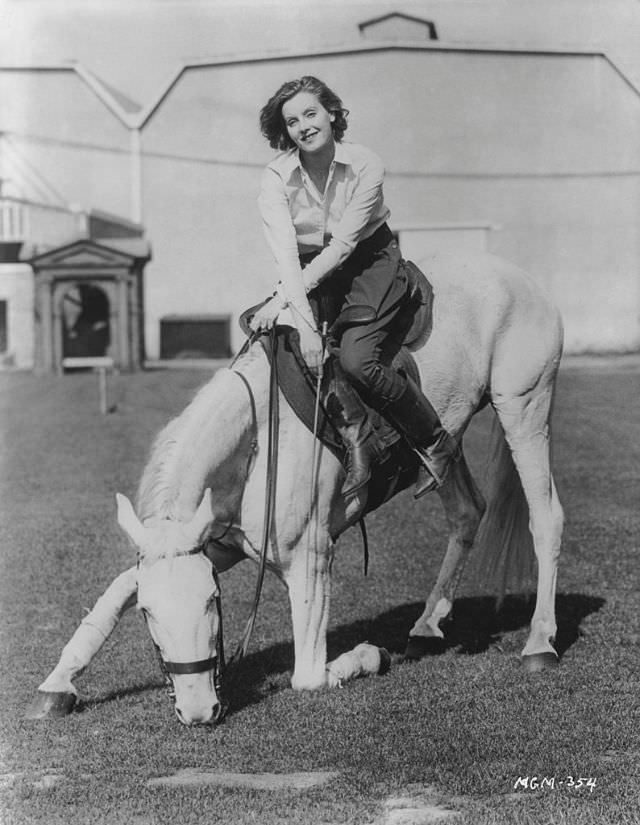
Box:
[358,12,438,42]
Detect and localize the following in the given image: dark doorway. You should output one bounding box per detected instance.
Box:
[62,284,110,359]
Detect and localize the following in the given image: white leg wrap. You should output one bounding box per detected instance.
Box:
[39,566,137,693]
[325,643,383,689]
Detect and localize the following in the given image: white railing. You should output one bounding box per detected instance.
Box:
[0,198,28,241]
[0,198,86,246]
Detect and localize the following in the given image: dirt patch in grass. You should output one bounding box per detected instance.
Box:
[146,768,340,790]
[372,784,462,823]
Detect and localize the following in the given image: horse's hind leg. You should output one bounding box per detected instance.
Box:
[406,452,486,658]
[493,385,564,669]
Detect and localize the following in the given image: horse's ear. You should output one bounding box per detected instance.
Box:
[116,493,147,548]
[190,488,214,539]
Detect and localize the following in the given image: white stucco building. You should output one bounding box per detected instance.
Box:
[2,3,640,368]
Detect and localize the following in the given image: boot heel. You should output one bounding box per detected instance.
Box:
[414,467,437,499]
[412,431,460,498]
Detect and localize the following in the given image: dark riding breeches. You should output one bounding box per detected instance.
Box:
[304,224,458,498]
[306,223,413,410]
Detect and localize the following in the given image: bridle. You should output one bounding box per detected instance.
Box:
[142,329,279,723]
[149,547,227,722]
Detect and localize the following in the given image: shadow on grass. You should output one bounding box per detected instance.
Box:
[329,591,604,658]
[77,678,167,712]
[78,592,604,714]
[228,590,604,712]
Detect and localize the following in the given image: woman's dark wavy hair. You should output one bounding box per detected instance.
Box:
[259,76,349,151]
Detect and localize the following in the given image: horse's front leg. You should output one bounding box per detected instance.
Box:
[285,532,390,690]
[26,565,138,718]
[285,532,333,691]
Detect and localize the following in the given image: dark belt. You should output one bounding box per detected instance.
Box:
[299,222,393,267]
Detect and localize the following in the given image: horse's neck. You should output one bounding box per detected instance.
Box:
[136,367,262,523]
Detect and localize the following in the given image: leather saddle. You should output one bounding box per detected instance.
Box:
[328,259,432,350]
[239,260,434,513]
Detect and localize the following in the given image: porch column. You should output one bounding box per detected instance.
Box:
[36,274,54,374]
[117,274,130,370]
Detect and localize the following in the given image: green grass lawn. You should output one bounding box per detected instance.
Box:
[0,360,639,824]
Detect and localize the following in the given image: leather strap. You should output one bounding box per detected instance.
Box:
[163,657,218,675]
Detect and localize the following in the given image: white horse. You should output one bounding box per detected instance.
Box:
[28,251,564,726]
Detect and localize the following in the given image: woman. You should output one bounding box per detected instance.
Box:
[250,76,458,499]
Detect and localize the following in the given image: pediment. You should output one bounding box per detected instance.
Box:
[30,240,136,269]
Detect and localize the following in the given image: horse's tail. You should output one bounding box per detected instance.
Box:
[472,413,535,601]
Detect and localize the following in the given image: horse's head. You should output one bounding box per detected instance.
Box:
[116,489,225,726]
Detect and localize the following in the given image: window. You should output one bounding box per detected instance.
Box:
[160,315,232,360]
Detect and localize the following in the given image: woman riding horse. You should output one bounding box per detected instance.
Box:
[250,76,459,499]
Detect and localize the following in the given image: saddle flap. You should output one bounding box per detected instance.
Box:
[401,260,434,350]
[329,304,377,340]
[404,259,432,306]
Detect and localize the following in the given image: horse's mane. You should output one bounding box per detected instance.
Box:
[136,358,261,522]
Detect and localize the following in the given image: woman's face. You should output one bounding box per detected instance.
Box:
[281,91,335,156]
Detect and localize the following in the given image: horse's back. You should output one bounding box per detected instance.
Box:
[411,251,563,425]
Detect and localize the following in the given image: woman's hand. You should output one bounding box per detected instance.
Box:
[249,296,284,333]
[298,325,325,373]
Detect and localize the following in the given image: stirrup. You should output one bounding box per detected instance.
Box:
[413,433,461,499]
[413,465,442,499]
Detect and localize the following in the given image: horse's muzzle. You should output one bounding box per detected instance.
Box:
[174,700,224,726]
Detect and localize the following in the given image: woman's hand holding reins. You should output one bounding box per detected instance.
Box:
[248,292,324,371]
[249,296,285,332]
[298,325,325,372]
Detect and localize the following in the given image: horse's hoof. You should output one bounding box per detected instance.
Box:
[522,651,559,673]
[404,635,446,660]
[378,647,392,675]
[24,690,77,720]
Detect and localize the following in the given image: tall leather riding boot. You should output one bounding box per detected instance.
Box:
[383,376,460,497]
[328,367,390,499]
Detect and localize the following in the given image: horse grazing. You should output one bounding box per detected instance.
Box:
[27,250,564,726]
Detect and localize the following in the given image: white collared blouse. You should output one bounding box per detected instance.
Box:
[258,141,391,308]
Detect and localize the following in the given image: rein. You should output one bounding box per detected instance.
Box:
[220,330,279,706]
[150,329,279,722]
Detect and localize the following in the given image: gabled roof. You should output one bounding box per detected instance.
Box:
[0,63,141,128]
[76,66,142,115]
[136,39,640,130]
[4,33,640,133]
[70,62,141,125]
[358,11,438,39]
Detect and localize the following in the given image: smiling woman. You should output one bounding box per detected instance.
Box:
[252,76,460,505]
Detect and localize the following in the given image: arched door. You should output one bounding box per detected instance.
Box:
[61,282,111,359]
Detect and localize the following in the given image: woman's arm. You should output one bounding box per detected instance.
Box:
[301,152,386,292]
[258,167,317,331]
[257,167,324,370]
